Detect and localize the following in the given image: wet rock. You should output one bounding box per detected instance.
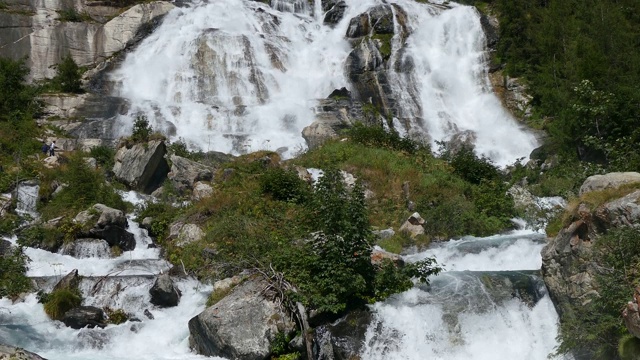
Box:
[149,274,181,308]
[74,204,135,251]
[112,140,170,194]
[188,277,296,359]
[91,225,136,252]
[323,1,347,26]
[58,238,111,259]
[53,269,81,292]
[579,172,640,196]
[0,344,47,360]
[62,306,106,329]
[144,309,155,320]
[313,309,372,360]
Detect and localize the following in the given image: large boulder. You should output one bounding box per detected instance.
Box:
[542,189,640,316]
[192,181,214,201]
[168,222,205,247]
[0,344,47,360]
[149,274,181,308]
[74,204,135,252]
[112,140,170,194]
[62,306,106,329]
[188,277,296,359]
[579,172,640,196]
[167,155,214,193]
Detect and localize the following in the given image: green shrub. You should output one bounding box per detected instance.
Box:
[56,8,91,22]
[52,55,83,93]
[43,288,82,320]
[131,115,152,143]
[259,167,310,203]
[0,247,31,298]
[105,307,128,324]
[206,287,233,307]
[270,332,292,356]
[347,122,425,154]
[89,146,115,169]
[446,144,500,185]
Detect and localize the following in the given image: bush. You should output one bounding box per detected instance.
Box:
[446,145,500,185]
[347,122,426,154]
[0,247,31,299]
[131,115,152,143]
[259,168,310,203]
[105,307,128,324]
[52,55,83,93]
[42,288,82,320]
[89,146,115,169]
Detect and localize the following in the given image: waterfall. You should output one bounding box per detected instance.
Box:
[361,230,565,359]
[112,0,537,165]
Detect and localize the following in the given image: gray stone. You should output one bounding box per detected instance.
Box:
[0,344,47,360]
[168,155,214,192]
[53,269,81,292]
[313,309,372,360]
[399,212,425,238]
[188,277,296,359]
[191,182,213,201]
[91,225,136,252]
[176,224,205,247]
[62,306,106,329]
[149,274,181,307]
[112,140,170,194]
[579,172,640,196]
[323,1,347,26]
[372,228,395,240]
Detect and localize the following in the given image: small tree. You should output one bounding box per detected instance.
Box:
[53,55,83,93]
[131,115,152,143]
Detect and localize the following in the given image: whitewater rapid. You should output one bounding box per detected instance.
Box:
[361,229,563,360]
[112,0,537,165]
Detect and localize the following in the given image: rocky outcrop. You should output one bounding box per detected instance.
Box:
[579,172,640,196]
[323,0,347,26]
[399,212,425,238]
[0,344,47,360]
[542,176,640,315]
[313,309,372,360]
[188,277,296,359]
[0,0,175,81]
[303,88,359,150]
[168,222,205,247]
[61,306,106,329]
[74,203,135,251]
[192,181,214,201]
[149,274,181,307]
[112,140,170,194]
[167,155,214,193]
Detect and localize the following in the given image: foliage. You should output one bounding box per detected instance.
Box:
[0,57,40,122]
[131,115,152,143]
[347,122,425,154]
[167,138,204,161]
[89,145,116,169]
[136,202,181,241]
[270,332,292,356]
[259,167,310,204]
[105,307,128,324]
[39,152,128,220]
[443,144,500,185]
[56,8,92,22]
[557,227,640,359]
[0,247,31,298]
[17,224,65,251]
[42,288,82,320]
[51,55,83,93]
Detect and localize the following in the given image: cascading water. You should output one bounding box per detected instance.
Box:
[361,229,565,360]
[112,0,537,165]
[0,191,218,360]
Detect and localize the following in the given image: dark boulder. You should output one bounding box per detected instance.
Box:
[149,274,181,307]
[112,140,170,194]
[323,1,347,26]
[313,309,373,360]
[62,306,107,329]
[91,225,136,252]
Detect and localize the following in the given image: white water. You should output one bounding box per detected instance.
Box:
[361,229,563,359]
[0,192,217,359]
[113,0,537,164]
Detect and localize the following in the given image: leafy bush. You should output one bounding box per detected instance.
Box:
[259,167,310,203]
[131,115,152,143]
[43,288,82,320]
[52,55,83,93]
[56,8,91,22]
[0,247,31,298]
[446,144,500,185]
[347,122,426,154]
[89,146,115,169]
[105,307,128,324]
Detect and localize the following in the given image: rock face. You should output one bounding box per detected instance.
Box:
[0,344,47,360]
[188,277,296,359]
[112,140,170,194]
[579,172,640,196]
[313,309,372,360]
[0,0,175,81]
[542,176,640,315]
[167,155,214,193]
[302,88,358,150]
[149,274,181,307]
[62,306,106,329]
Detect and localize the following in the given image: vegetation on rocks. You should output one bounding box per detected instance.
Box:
[0,247,31,298]
[41,288,83,320]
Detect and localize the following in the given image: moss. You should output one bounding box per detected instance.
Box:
[43,288,82,320]
[371,34,393,59]
[206,286,233,307]
[105,307,128,324]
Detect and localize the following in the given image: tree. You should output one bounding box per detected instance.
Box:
[53,55,83,93]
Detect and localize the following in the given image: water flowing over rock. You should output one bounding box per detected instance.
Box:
[59,238,111,259]
[188,277,296,359]
[149,274,181,307]
[313,309,372,360]
[112,140,169,194]
[74,203,135,251]
[0,344,47,360]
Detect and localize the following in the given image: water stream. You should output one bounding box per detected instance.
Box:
[112,0,537,164]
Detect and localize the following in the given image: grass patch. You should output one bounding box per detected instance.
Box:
[42,288,82,320]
